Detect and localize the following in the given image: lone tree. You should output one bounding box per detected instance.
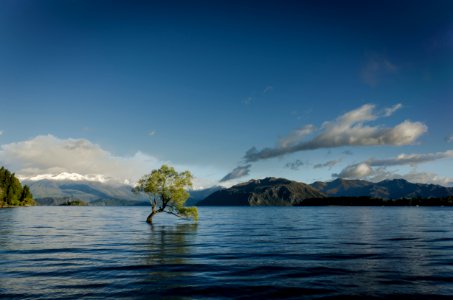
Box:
[134,165,198,224]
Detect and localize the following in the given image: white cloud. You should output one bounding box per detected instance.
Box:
[220,164,251,182]
[245,104,427,162]
[383,103,402,117]
[24,172,111,183]
[335,164,453,186]
[333,150,453,186]
[0,134,220,189]
[278,125,315,148]
[334,164,453,186]
[0,135,242,189]
[335,163,373,178]
[0,135,161,184]
[366,150,453,167]
[148,130,156,136]
[313,159,341,169]
[338,103,377,123]
[0,130,3,136]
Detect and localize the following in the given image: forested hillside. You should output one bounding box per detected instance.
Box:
[0,167,35,207]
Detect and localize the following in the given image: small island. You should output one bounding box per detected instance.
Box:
[0,166,35,208]
[60,199,88,206]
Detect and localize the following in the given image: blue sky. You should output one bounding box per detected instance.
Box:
[0,0,452,187]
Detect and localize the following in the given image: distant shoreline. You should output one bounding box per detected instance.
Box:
[31,196,453,207]
[0,205,35,208]
[197,196,453,207]
[294,196,453,206]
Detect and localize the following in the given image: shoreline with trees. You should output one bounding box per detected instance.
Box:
[0,167,35,208]
[294,196,453,206]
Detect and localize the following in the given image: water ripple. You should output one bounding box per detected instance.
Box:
[1,206,453,299]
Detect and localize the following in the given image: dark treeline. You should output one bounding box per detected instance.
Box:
[60,200,88,206]
[0,166,35,207]
[296,196,453,206]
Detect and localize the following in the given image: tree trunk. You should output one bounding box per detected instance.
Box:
[146,211,155,224]
[146,201,158,224]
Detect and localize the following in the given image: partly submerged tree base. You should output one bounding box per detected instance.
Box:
[146,212,155,224]
[145,208,198,224]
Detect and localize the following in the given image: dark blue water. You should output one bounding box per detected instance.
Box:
[1,207,453,299]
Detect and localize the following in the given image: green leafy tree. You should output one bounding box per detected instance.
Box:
[20,185,35,206]
[0,166,35,207]
[6,173,22,206]
[0,187,3,207]
[134,165,198,224]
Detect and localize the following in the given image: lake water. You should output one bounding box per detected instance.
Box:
[1,206,453,299]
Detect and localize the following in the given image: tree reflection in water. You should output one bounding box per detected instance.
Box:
[140,223,200,296]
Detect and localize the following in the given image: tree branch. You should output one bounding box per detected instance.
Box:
[158,194,169,212]
[163,210,190,219]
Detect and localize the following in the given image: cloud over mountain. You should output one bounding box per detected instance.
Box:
[244,104,427,162]
[0,134,161,184]
[220,165,251,182]
[334,150,453,186]
[335,163,373,178]
[365,150,453,167]
[0,135,246,189]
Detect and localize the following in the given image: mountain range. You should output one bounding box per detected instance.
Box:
[311,178,453,199]
[24,177,453,206]
[198,177,453,206]
[198,177,323,206]
[25,179,219,206]
[24,179,148,206]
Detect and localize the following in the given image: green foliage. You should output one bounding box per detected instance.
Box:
[177,206,198,220]
[60,200,88,206]
[0,166,36,207]
[134,165,198,223]
[20,185,34,206]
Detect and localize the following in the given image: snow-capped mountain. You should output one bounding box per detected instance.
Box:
[22,172,219,206]
[21,172,145,205]
[22,172,112,183]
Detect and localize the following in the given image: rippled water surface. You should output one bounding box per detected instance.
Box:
[1,206,453,299]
